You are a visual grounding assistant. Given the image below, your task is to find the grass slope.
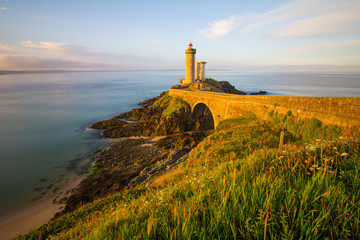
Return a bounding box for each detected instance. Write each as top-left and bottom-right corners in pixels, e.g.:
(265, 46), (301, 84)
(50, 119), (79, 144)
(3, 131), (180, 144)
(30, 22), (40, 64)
(153, 93), (190, 117)
(16, 112), (360, 239)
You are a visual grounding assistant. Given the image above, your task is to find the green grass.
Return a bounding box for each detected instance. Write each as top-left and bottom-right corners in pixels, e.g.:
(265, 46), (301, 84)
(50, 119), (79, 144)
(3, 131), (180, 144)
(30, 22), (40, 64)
(154, 93), (190, 117)
(88, 162), (103, 178)
(16, 116), (360, 239)
(269, 110), (342, 142)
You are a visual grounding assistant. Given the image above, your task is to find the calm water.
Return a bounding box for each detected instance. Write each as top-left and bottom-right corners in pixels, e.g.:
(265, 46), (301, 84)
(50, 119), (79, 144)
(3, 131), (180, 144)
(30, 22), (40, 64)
(0, 70), (359, 216)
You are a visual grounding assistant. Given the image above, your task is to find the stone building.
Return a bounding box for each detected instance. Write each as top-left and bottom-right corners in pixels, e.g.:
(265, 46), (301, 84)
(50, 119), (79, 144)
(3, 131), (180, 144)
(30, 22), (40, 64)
(196, 61), (207, 81)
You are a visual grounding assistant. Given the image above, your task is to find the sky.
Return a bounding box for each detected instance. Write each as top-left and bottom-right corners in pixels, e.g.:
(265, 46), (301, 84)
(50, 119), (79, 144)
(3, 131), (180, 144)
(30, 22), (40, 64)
(0, 0), (360, 72)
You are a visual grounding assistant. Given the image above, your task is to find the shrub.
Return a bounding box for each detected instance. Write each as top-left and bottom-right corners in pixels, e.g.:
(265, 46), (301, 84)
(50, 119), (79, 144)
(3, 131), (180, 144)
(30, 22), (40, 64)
(247, 111), (256, 119)
(268, 110), (274, 117)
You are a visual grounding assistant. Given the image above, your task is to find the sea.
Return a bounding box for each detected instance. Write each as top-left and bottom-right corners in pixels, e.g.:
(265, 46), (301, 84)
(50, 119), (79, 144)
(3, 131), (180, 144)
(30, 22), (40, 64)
(0, 70), (359, 218)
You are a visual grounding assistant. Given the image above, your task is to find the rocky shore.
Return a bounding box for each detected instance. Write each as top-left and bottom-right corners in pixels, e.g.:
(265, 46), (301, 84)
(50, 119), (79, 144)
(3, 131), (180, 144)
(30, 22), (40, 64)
(56, 80), (262, 217)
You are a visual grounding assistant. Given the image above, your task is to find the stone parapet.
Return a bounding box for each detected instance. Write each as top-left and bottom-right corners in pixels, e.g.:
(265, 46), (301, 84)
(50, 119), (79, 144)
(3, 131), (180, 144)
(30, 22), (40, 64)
(169, 88), (360, 128)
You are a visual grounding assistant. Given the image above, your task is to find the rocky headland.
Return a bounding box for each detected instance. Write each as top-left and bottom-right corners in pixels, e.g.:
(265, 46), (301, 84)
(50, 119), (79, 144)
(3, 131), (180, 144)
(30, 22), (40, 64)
(172, 78), (267, 95)
(56, 79), (252, 216)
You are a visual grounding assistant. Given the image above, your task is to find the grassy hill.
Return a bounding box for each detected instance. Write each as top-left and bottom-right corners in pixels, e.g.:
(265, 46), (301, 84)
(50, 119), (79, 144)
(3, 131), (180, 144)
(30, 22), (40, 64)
(16, 109), (360, 239)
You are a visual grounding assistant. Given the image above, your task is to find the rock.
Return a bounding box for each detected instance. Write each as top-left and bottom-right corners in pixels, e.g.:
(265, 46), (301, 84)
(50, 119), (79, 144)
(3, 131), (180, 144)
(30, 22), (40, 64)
(249, 90), (267, 95)
(219, 81), (246, 95)
(186, 81), (224, 93)
(137, 91), (166, 107)
(56, 137), (164, 216)
(128, 148), (191, 188)
(92, 92), (195, 138)
(185, 79), (247, 95)
(91, 119), (124, 130)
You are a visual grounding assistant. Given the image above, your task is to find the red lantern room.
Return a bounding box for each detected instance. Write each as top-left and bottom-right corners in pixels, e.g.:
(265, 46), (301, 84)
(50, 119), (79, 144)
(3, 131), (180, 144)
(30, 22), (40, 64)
(188, 42), (194, 50)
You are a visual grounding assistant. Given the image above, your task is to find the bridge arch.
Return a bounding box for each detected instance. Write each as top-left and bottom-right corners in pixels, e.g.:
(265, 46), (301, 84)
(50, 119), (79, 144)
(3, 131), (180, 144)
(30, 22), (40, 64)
(192, 102), (215, 130)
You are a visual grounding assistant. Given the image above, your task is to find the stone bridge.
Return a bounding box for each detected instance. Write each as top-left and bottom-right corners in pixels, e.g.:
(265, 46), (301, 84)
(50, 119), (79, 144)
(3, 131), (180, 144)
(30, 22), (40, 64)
(168, 88), (360, 129)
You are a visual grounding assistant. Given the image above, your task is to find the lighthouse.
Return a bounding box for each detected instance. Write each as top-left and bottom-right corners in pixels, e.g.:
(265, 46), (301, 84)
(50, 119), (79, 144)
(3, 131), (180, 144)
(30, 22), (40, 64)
(179, 43), (207, 86)
(184, 42), (196, 85)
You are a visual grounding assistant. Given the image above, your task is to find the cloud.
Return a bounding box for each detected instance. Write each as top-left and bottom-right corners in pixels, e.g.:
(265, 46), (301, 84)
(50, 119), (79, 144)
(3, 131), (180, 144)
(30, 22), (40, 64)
(0, 54), (126, 70)
(0, 41), (165, 70)
(269, 3), (360, 38)
(0, 42), (17, 51)
(200, 0), (360, 39)
(148, 39), (160, 45)
(199, 15), (243, 39)
(0, 7), (8, 10)
(284, 40), (360, 54)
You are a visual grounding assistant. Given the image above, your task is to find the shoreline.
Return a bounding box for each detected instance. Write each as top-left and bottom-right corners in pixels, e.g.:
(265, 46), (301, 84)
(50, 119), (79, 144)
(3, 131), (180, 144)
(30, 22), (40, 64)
(0, 136), (167, 240)
(0, 176), (85, 240)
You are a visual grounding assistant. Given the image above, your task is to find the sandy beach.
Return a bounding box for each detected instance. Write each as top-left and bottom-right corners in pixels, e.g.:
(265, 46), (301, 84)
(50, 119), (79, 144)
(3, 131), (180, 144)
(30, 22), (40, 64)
(0, 176), (84, 240)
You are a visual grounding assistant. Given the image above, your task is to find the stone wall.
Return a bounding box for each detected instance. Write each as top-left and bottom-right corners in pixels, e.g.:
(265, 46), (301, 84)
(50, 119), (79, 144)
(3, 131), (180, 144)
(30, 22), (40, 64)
(169, 89), (360, 128)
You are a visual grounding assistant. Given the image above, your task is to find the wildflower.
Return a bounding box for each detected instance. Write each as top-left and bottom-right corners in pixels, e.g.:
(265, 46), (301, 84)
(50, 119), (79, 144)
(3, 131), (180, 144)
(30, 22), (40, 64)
(341, 152), (349, 157)
(306, 172), (312, 176)
(309, 167), (315, 171)
(316, 167), (324, 171)
(333, 147), (338, 150)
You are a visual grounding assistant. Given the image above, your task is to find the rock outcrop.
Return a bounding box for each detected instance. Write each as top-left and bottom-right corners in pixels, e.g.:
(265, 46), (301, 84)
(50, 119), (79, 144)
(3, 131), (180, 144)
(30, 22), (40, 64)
(184, 78), (248, 95)
(219, 81), (247, 95)
(92, 92), (195, 137)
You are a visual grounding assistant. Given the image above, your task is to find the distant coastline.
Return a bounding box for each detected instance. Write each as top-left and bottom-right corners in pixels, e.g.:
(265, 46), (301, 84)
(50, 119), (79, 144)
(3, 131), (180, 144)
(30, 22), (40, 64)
(0, 69), (207, 75)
